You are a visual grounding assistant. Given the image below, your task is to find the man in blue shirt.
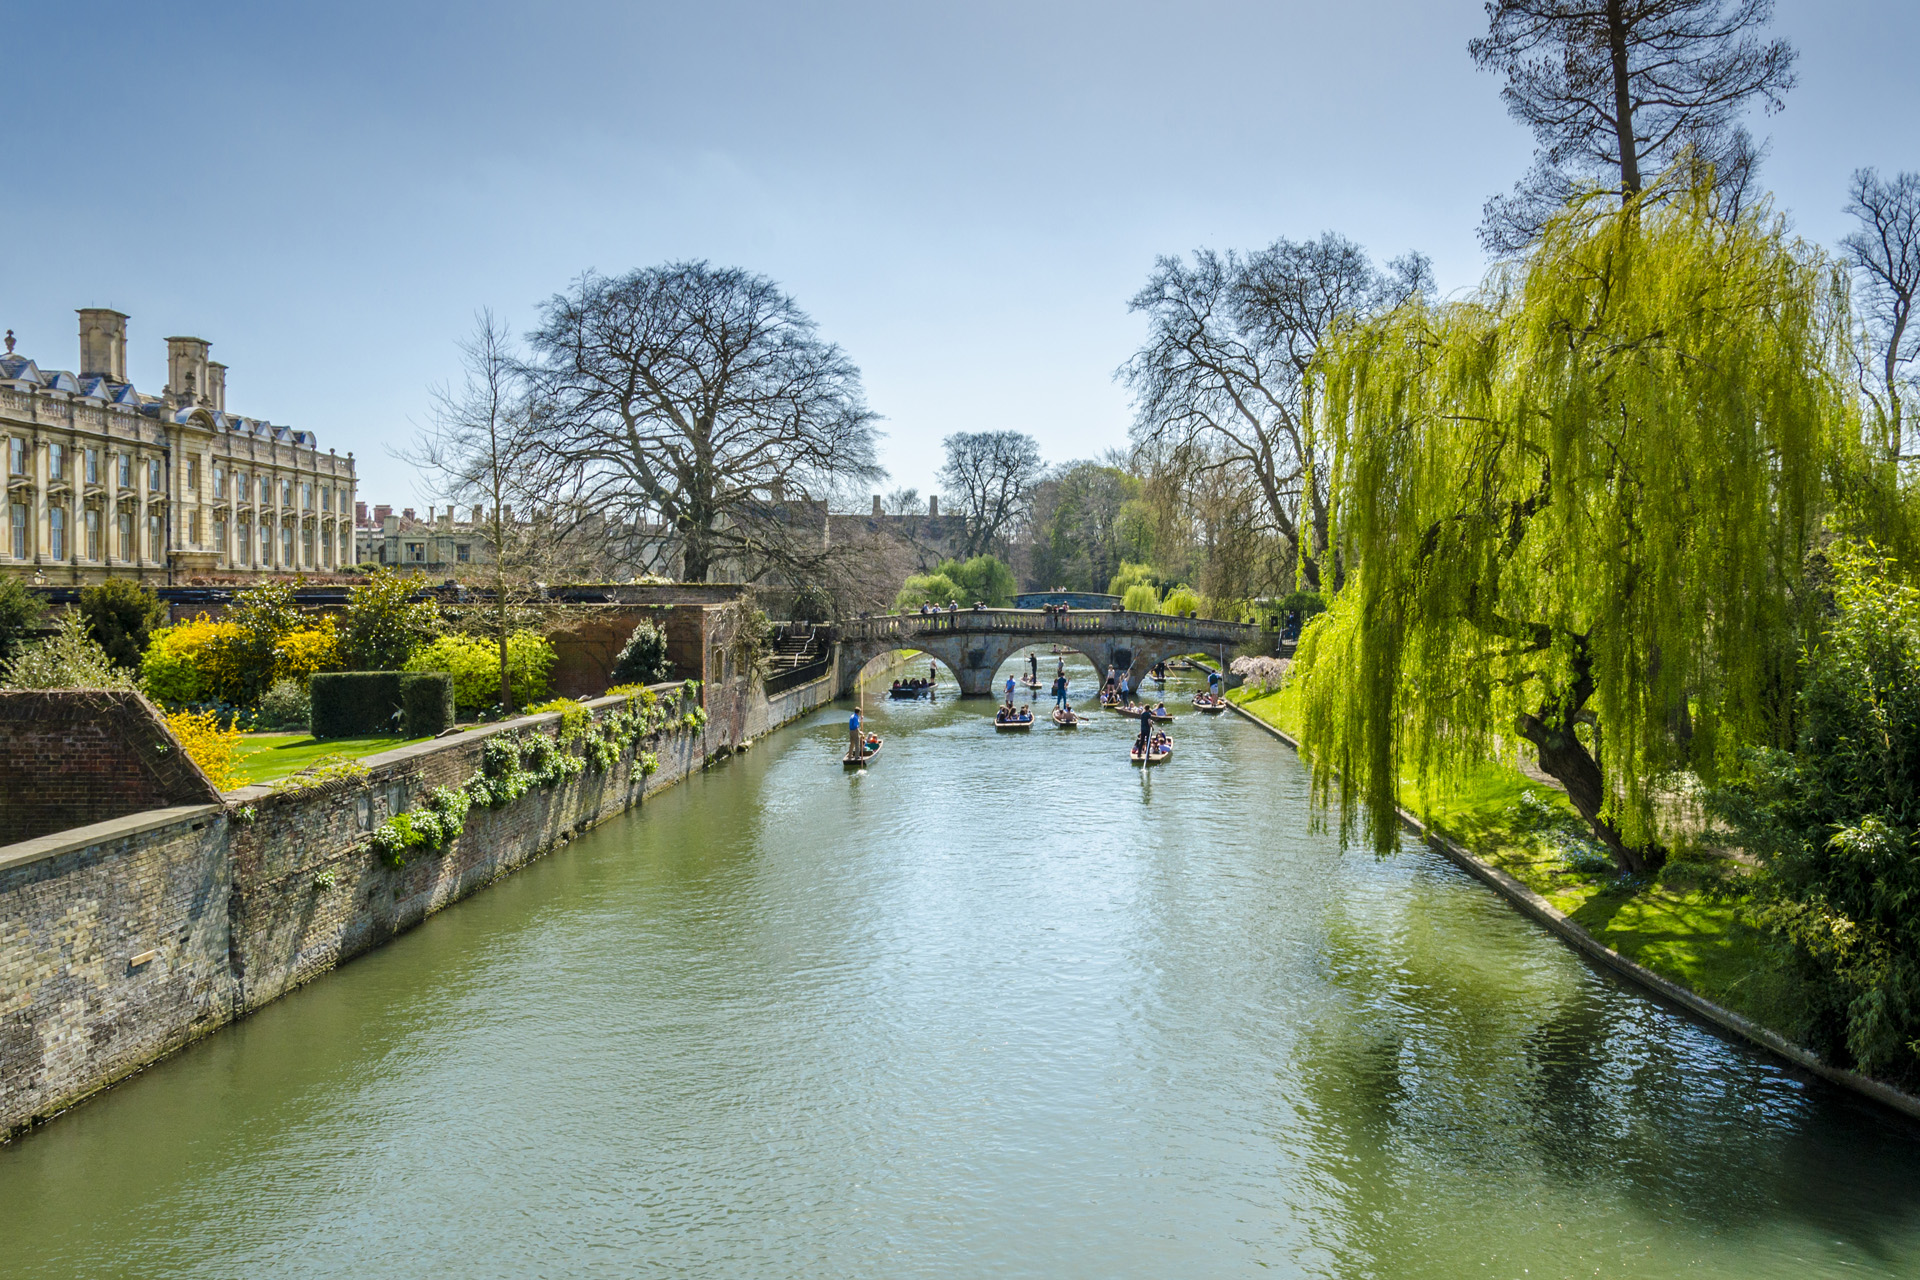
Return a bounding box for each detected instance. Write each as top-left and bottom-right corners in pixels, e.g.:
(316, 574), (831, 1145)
(1005, 674), (1016, 704)
(848, 708), (864, 758)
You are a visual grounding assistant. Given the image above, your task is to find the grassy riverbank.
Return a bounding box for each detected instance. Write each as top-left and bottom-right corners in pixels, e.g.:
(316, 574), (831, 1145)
(1229, 685), (1799, 1032)
(234, 733), (434, 786)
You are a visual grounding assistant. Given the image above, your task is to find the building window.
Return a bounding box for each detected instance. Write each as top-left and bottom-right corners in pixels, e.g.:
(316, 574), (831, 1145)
(321, 525), (333, 564)
(456, 543), (471, 563)
(85, 508), (100, 560)
(48, 443), (64, 481)
(405, 542), (425, 564)
(302, 524), (314, 566)
(149, 513), (163, 559)
(187, 457), (199, 491)
(213, 466), (226, 498)
(236, 472), (249, 502)
(281, 526), (293, 566)
(377, 543), (388, 565)
(86, 448), (99, 485)
(6, 438), (22, 477)
(260, 521), (272, 565)
(49, 507), (65, 559)
(191, 511), (202, 545)
(118, 511), (133, 560)
(117, 452), (131, 487)
(9, 503), (26, 558)
(148, 458), (163, 492)
(213, 517), (226, 560)
(281, 478), (292, 508)
(237, 520), (251, 565)
(302, 482), (313, 512)
(321, 486), (331, 512)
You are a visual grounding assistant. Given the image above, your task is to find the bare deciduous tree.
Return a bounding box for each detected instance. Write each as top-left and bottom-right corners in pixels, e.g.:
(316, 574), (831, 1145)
(938, 430), (1042, 559)
(1121, 235), (1429, 590)
(526, 262), (883, 583)
(408, 310), (586, 714)
(1842, 168), (1920, 460)
(1470, 0), (1797, 252)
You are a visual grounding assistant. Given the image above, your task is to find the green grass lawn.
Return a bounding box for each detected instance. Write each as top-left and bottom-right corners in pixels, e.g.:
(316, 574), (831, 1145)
(233, 733), (434, 786)
(1228, 682), (1793, 1029)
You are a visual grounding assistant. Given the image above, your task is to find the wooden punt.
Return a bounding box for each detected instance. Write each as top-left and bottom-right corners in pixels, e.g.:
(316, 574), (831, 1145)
(1052, 707), (1080, 727)
(844, 736), (883, 766)
(1130, 743), (1172, 765)
(994, 715), (1034, 731)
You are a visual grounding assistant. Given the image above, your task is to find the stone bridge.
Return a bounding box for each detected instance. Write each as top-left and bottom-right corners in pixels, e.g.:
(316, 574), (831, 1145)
(836, 609), (1267, 697)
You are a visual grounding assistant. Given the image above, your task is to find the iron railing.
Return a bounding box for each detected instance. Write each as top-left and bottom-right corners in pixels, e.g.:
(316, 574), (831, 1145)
(837, 608), (1262, 648)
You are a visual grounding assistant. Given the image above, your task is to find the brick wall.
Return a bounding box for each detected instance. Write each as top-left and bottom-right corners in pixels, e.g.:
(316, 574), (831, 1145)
(0, 691), (222, 843)
(0, 669), (840, 1140)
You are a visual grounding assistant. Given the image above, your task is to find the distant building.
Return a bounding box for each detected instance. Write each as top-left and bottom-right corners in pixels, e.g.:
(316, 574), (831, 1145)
(0, 310), (355, 583)
(353, 502), (679, 581)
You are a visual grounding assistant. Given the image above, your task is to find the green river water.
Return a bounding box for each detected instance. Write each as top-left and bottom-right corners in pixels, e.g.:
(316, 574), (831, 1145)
(5, 652), (1920, 1278)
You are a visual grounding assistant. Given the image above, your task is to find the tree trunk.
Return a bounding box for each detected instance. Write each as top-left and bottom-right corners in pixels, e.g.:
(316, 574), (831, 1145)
(1605, 0), (1642, 198)
(1515, 708), (1664, 874)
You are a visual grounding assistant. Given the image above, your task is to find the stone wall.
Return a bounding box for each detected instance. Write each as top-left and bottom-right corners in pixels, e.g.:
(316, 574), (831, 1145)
(0, 670), (841, 1140)
(0, 804), (230, 1136)
(0, 690), (222, 842)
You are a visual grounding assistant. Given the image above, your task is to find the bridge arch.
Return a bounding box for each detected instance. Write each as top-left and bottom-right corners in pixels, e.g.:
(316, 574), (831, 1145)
(835, 609), (1263, 698)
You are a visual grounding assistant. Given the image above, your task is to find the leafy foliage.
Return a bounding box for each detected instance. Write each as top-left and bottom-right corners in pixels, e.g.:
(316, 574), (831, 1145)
(255, 678), (312, 730)
(2, 610), (137, 690)
(1295, 184), (1856, 869)
(78, 579), (167, 670)
(163, 708), (243, 791)
(406, 631), (555, 715)
(1121, 583), (1161, 613)
(1711, 542), (1920, 1084)
(894, 572), (963, 612)
(610, 619), (670, 685)
(0, 577), (48, 663)
(341, 569), (441, 670)
(221, 582), (307, 706)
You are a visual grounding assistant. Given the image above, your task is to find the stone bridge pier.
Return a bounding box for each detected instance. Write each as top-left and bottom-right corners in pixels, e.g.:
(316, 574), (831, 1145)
(834, 609), (1268, 699)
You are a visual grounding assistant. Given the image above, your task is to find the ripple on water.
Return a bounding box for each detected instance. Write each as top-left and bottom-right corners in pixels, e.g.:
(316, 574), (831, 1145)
(3, 655), (1920, 1279)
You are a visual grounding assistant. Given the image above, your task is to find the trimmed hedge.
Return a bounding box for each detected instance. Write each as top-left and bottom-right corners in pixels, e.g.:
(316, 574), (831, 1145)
(399, 672), (455, 737)
(310, 670), (456, 738)
(310, 672), (404, 738)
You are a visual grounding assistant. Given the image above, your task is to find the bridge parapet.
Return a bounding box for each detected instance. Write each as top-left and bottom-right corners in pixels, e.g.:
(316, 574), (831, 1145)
(836, 609), (1264, 696)
(840, 608), (1262, 647)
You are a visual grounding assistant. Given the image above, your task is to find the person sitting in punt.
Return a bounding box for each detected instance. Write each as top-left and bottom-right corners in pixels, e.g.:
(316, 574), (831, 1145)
(1152, 702), (1168, 716)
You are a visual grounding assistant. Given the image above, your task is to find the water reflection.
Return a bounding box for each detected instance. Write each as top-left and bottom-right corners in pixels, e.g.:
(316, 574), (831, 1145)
(3, 649), (1918, 1278)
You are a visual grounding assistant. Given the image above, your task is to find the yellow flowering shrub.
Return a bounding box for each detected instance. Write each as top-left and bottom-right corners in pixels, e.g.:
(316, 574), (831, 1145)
(142, 616), (245, 706)
(164, 708), (244, 791)
(275, 617), (343, 683)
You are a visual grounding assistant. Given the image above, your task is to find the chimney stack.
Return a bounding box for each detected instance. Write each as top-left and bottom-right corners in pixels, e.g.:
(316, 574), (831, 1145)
(356, 501), (369, 524)
(872, 494), (882, 517)
(402, 507), (416, 522)
(928, 495), (938, 519)
(166, 336), (211, 406)
(373, 504), (392, 524)
(472, 505), (483, 524)
(206, 362), (226, 413)
(77, 309), (129, 382)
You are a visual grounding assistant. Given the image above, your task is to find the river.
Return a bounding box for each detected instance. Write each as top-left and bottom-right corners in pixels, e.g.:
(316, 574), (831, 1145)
(5, 651), (1920, 1278)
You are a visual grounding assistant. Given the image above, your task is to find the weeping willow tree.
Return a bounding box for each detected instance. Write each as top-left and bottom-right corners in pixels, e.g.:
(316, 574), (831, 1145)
(1296, 182), (1860, 872)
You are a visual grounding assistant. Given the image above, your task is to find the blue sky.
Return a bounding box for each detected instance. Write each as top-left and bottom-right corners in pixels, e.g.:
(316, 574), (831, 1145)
(2, 0), (1914, 506)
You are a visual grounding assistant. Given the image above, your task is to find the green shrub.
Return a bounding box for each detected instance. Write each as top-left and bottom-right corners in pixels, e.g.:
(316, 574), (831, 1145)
(310, 671), (405, 738)
(1161, 585), (1203, 617)
(0, 578), (47, 663)
(342, 569), (441, 670)
(1121, 583), (1160, 613)
(611, 619), (670, 685)
(1, 611), (137, 690)
(78, 578), (167, 670)
(399, 672), (455, 736)
(1107, 561), (1158, 597)
(406, 631), (555, 715)
(255, 677), (312, 730)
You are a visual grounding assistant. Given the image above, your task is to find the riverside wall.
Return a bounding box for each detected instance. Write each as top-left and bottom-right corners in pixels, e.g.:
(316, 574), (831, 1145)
(0, 670), (839, 1141)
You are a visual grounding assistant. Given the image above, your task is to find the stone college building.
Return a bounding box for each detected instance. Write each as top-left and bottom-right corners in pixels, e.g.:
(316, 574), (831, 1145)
(1, 309), (355, 584)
